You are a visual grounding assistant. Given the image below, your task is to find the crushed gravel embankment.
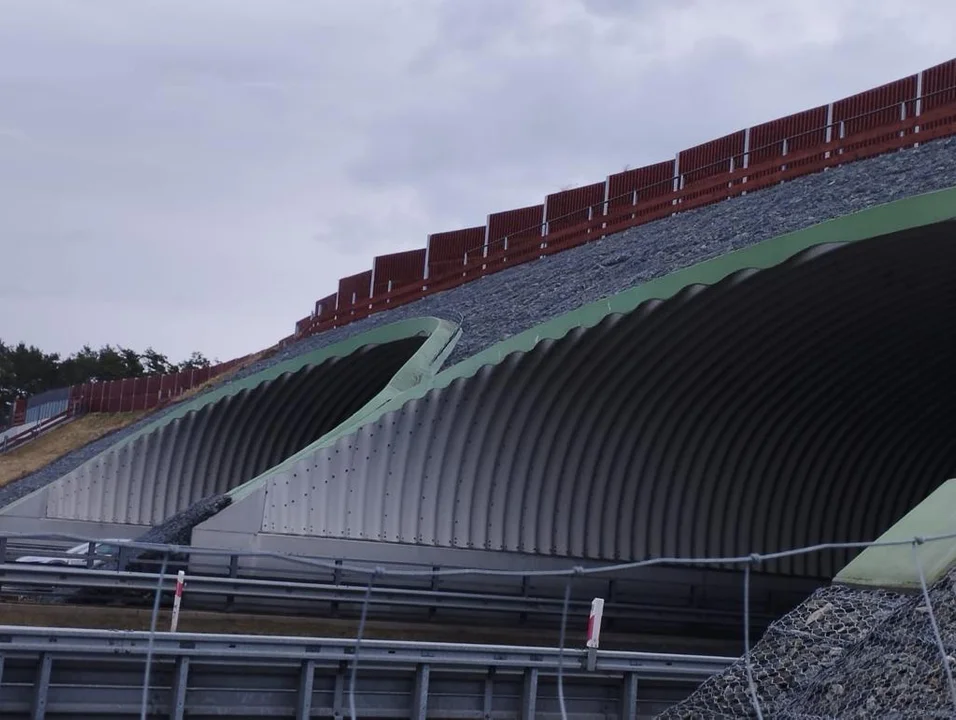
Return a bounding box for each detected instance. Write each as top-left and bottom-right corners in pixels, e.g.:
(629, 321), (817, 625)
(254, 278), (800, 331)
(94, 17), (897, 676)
(2, 137), (954, 510)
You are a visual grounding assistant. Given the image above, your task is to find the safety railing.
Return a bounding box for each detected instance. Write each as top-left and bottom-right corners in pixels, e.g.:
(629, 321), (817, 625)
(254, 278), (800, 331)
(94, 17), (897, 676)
(0, 411), (72, 455)
(0, 561), (781, 631)
(0, 625), (732, 719)
(0, 534), (818, 638)
(300, 80), (956, 339)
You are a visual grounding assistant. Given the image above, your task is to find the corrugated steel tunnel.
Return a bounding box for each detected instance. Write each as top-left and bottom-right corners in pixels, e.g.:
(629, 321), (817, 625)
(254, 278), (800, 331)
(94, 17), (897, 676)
(217, 215), (956, 597)
(72, 338), (426, 524)
(0, 329), (449, 530)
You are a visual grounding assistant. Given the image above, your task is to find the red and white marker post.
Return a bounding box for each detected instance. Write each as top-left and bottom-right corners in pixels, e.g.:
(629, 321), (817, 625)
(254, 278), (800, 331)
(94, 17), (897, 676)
(586, 597), (605, 670)
(170, 570), (186, 633)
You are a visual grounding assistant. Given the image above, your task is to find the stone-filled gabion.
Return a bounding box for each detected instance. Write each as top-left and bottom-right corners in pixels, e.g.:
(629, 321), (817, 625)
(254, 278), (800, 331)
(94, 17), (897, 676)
(659, 565), (956, 719)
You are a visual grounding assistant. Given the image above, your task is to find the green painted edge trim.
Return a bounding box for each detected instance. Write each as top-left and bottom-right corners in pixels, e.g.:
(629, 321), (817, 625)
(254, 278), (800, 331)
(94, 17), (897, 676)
(235, 184), (956, 492)
(224, 317), (460, 502)
(834, 478), (956, 591)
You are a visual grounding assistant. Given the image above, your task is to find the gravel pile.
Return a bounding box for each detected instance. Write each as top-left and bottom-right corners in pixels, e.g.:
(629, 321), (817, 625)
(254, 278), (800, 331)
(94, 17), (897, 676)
(2, 138), (954, 510)
(129, 493), (232, 550)
(659, 565), (956, 719)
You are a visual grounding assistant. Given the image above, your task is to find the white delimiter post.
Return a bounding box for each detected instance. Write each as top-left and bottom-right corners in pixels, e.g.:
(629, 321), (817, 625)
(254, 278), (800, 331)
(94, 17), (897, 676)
(586, 597), (605, 670)
(170, 570), (186, 632)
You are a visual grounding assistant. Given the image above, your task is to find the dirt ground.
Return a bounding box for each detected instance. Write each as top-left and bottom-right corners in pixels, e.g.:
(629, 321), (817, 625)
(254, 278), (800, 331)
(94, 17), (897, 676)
(0, 411), (148, 488)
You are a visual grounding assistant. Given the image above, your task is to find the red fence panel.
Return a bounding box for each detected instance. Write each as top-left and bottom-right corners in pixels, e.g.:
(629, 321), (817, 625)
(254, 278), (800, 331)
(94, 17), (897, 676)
(545, 182), (605, 234)
(314, 293), (337, 320)
(295, 315), (312, 335)
(372, 249), (426, 296)
(427, 227), (486, 276)
(747, 105), (829, 169)
(144, 374), (162, 409)
(133, 378), (146, 411)
(921, 59), (956, 130)
(11, 396), (27, 425)
(678, 130), (746, 189)
(487, 204), (545, 255)
(285, 59), (956, 345)
(606, 160), (675, 211)
(337, 270), (372, 307)
(833, 75), (916, 145)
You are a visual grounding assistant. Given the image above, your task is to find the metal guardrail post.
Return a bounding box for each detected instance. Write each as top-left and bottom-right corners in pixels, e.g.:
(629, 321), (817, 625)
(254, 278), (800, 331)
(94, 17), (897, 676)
(296, 660), (315, 720)
(622, 673), (639, 720)
(331, 559), (342, 616)
(31, 652), (52, 720)
(116, 545), (130, 572)
(482, 668), (495, 717)
(428, 565), (440, 618)
(171, 656), (189, 720)
(521, 668), (539, 719)
(332, 661), (346, 717)
(226, 554), (239, 610)
(411, 664), (430, 720)
(519, 574), (530, 625)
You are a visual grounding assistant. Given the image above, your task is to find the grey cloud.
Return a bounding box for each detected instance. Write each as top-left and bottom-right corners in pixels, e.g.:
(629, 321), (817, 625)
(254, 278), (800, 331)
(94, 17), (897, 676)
(0, 0), (953, 362)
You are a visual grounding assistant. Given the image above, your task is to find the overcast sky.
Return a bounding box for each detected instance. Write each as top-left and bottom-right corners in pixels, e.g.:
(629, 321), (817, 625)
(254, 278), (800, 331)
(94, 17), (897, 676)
(0, 0), (953, 363)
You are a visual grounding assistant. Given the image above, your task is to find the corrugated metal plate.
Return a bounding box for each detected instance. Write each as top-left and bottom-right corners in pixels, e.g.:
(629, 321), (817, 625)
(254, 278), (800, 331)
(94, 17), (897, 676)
(606, 160), (675, 210)
(748, 105), (829, 168)
(486, 204), (545, 254)
(678, 131), (746, 188)
(337, 270), (373, 309)
(372, 249), (427, 296)
(832, 75), (917, 138)
(545, 182), (605, 234)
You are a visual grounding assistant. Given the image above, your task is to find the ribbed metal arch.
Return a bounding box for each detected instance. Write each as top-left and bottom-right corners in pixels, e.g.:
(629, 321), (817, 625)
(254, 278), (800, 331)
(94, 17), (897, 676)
(43, 338), (426, 524)
(264, 219), (956, 580)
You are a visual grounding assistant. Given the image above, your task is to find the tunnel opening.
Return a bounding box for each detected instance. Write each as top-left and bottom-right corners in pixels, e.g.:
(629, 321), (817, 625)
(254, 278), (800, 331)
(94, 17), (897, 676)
(240, 217), (956, 644)
(492, 217), (956, 639)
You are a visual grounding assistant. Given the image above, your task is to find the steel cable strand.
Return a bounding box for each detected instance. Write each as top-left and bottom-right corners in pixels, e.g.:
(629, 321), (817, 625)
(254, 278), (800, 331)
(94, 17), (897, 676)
(557, 572), (577, 720)
(912, 539), (956, 713)
(140, 551), (169, 720)
(743, 556), (765, 720)
(13, 529), (956, 580)
(349, 569), (381, 720)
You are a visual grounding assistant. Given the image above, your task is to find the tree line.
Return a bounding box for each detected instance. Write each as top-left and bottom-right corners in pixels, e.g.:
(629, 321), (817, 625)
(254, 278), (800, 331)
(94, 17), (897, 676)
(0, 340), (214, 426)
